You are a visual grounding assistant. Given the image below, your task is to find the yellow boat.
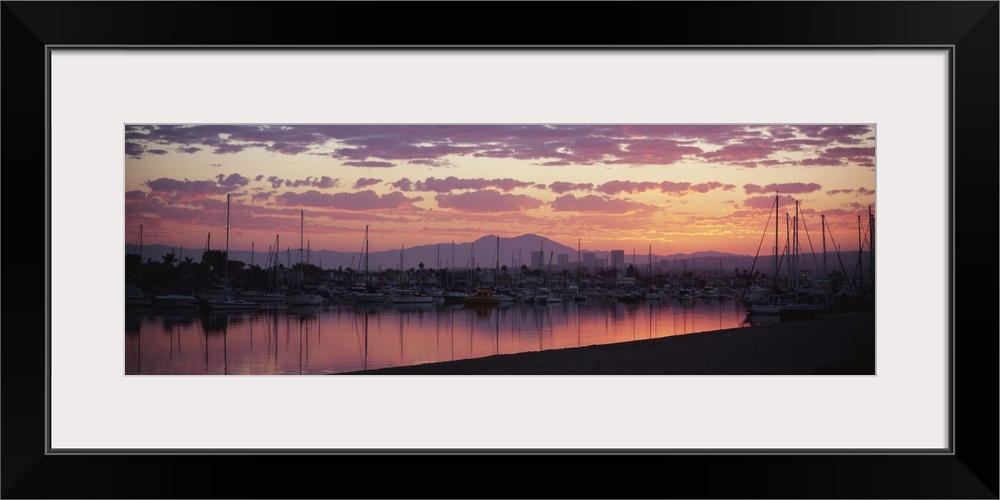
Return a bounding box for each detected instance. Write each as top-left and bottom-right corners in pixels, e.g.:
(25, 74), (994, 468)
(462, 287), (500, 306)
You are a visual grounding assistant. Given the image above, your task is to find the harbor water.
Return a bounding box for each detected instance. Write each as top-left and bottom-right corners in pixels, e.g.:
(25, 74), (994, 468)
(125, 298), (755, 375)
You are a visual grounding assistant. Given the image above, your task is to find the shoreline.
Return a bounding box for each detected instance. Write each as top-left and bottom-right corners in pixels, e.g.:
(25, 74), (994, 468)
(339, 309), (876, 375)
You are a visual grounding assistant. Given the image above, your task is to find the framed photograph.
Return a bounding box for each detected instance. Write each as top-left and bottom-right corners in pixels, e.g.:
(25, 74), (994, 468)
(120, 122), (877, 378)
(6, 2), (996, 498)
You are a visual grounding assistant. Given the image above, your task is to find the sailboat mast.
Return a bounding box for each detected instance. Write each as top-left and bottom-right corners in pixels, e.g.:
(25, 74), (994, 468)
(364, 225), (370, 286)
(822, 214), (828, 306)
(299, 210), (305, 287)
(794, 200), (800, 292)
(648, 244), (652, 284)
(578, 239), (582, 286)
(869, 205), (875, 292)
(774, 194), (779, 292)
(857, 215), (863, 290)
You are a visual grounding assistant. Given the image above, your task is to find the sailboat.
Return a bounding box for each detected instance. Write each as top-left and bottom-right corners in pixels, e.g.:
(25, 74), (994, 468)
(571, 238), (587, 302)
(286, 210), (324, 306)
(125, 224), (152, 307)
(644, 245), (664, 300)
(463, 235), (503, 306)
(494, 235), (515, 303)
(205, 194), (261, 311)
(351, 225), (385, 303)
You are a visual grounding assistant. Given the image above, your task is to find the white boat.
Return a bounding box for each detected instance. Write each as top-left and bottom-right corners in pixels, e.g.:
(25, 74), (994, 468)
(287, 292), (324, 306)
(239, 290), (287, 303)
(533, 287), (562, 304)
(205, 297), (262, 311)
(152, 289), (198, 309)
(205, 194), (261, 312)
(351, 225), (385, 303)
(286, 210), (325, 306)
(125, 284), (152, 308)
(390, 289), (434, 304)
(742, 284), (770, 304)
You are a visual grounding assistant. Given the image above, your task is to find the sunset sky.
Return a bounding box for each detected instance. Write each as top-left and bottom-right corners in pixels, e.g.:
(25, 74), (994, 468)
(124, 124), (875, 257)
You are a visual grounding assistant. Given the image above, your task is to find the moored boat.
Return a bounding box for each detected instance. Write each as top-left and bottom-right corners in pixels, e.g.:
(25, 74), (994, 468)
(152, 289), (198, 309)
(462, 287), (500, 306)
(203, 194), (261, 312)
(390, 289), (434, 304)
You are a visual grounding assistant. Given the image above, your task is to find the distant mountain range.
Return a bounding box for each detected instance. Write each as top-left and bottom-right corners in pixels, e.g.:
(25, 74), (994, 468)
(126, 233), (870, 275)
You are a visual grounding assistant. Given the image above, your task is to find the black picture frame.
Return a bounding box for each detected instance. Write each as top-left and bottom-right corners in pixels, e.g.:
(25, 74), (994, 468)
(3, 2), (996, 498)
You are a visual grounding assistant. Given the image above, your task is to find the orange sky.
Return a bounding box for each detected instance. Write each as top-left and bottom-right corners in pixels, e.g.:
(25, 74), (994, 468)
(125, 124), (875, 256)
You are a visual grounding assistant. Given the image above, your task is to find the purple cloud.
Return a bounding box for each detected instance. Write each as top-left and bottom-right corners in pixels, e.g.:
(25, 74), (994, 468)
(435, 190), (543, 213)
(550, 194), (654, 214)
(796, 125), (872, 143)
(283, 176), (340, 189)
(690, 182), (735, 193)
(125, 142), (144, 158)
(276, 190), (423, 210)
(251, 192), (273, 204)
(145, 176), (247, 202)
(799, 157), (846, 166)
(215, 173), (251, 188)
(596, 181), (659, 195)
(743, 194), (798, 210)
(701, 142), (777, 164)
(266, 142), (310, 155)
(343, 160), (396, 168)
(354, 177), (383, 189)
(213, 143), (247, 155)
(745, 183), (822, 195)
(548, 181), (594, 194)
(414, 176), (535, 193)
(124, 125), (874, 173)
(178, 146), (203, 154)
(390, 178), (413, 191)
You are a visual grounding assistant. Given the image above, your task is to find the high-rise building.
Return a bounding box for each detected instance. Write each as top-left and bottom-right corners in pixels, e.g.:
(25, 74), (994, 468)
(557, 254), (569, 267)
(610, 250), (625, 271)
(582, 252), (596, 270)
(530, 251), (543, 270)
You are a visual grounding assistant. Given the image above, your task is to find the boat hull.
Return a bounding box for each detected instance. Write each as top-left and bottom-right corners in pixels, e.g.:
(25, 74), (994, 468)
(287, 294), (324, 306)
(204, 299), (261, 311)
(748, 304), (781, 315)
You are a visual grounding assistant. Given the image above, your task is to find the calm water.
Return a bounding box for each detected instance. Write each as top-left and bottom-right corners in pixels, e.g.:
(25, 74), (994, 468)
(125, 298), (755, 375)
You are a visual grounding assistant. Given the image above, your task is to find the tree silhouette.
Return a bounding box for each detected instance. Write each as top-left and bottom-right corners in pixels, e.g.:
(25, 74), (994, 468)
(161, 251), (177, 268)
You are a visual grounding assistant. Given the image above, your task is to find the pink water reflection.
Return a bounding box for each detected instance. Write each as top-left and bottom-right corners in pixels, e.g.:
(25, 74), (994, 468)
(125, 299), (749, 375)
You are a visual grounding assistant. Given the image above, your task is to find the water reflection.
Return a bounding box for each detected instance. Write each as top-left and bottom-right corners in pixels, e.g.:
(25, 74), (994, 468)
(125, 298), (750, 375)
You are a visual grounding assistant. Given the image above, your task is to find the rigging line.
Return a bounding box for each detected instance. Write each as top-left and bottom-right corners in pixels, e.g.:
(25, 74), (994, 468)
(800, 215), (821, 273)
(825, 219), (852, 284)
(745, 198), (776, 279)
(777, 240), (788, 278)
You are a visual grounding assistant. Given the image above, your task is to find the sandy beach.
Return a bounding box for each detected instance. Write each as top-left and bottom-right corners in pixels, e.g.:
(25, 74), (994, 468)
(339, 309), (876, 375)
